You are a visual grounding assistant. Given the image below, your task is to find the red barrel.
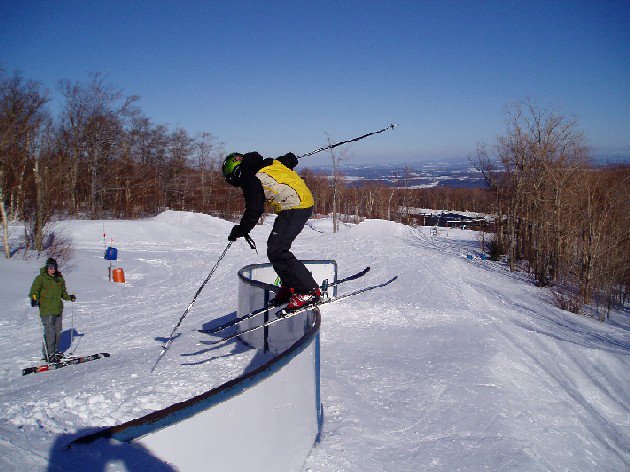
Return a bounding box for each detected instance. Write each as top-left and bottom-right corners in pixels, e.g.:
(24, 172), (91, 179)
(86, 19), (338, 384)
(112, 267), (125, 283)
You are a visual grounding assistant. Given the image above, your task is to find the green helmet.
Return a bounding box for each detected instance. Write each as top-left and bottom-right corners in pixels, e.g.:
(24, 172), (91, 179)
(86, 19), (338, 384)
(222, 152), (243, 187)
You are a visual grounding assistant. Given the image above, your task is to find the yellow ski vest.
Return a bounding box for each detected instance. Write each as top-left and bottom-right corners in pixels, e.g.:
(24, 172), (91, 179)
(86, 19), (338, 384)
(256, 160), (314, 213)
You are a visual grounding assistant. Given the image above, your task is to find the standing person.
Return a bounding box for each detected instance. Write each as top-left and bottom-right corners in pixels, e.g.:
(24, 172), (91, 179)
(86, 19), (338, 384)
(29, 258), (76, 362)
(222, 151), (321, 311)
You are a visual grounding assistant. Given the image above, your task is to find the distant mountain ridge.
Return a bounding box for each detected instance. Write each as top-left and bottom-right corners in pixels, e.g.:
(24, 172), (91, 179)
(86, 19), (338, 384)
(305, 155), (629, 189)
(306, 160), (488, 189)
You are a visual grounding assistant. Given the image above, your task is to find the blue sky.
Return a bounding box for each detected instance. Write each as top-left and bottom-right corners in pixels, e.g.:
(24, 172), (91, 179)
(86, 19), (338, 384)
(2, 1), (629, 163)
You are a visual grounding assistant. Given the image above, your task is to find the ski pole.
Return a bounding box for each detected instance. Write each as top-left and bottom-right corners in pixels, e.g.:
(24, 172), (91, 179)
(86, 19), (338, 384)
(151, 241), (233, 372)
(298, 123), (397, 158)
(69, 302), (75, 355)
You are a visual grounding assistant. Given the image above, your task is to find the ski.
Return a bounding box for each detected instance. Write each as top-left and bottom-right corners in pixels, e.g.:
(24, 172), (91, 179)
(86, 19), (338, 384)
(198, 266), (371, 335)
(22, 353), (111, 376)
(199, 275), (397, 347)
(275, 274), (396, 318)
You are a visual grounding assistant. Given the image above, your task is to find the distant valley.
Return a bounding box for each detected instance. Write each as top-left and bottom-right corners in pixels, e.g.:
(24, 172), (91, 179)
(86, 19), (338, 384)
(306, 155), (629, 189)
(306, 160), (488, 189)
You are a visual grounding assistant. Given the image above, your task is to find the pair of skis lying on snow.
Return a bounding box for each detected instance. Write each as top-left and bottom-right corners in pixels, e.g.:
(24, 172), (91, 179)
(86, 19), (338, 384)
(197, 266), (397, 347)
(22, 352), (110, 376)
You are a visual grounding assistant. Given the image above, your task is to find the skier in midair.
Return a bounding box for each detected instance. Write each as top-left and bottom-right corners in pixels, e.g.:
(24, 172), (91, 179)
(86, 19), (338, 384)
(222, 151), (321, 311)
(29, 258), (76, 361)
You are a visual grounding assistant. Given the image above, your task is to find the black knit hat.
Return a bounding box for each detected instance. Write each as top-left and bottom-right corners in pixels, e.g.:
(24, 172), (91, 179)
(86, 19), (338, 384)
(46, 258), (58, 270)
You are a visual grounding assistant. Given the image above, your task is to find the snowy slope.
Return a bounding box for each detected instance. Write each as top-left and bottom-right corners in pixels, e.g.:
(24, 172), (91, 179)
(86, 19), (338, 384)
(0, 211), (628, 471)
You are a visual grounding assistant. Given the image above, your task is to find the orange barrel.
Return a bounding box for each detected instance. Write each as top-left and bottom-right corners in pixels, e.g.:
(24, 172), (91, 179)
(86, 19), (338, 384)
(112, 267), (126, 283)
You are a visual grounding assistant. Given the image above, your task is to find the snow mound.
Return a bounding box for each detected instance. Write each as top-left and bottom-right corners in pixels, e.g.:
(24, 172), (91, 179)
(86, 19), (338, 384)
(350, 218), (411, 238)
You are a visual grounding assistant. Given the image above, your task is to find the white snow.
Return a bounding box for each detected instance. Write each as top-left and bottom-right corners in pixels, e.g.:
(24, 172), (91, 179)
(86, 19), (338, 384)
(0, 210), (628, 471)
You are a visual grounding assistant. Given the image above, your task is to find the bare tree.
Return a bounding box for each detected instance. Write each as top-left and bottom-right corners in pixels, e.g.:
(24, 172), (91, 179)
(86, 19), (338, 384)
(58, 73), (138, 216)
(31, 122), (51, 252)
(194, 132), (221, 212)
(324, 133), (351, 233)
(0, 71), (49, 257)
(0, 168), (9, 257)
(475, 99), (589, 276)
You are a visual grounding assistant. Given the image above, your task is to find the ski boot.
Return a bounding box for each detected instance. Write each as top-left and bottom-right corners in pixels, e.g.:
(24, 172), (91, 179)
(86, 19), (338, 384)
(284, 287), (322, 313)
(269, 285), (292, 307)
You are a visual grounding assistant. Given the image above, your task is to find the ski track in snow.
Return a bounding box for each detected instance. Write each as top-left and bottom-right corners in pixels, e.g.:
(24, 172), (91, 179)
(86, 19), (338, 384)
(0, 211), (628, 471)
(302, 219), (629, 471)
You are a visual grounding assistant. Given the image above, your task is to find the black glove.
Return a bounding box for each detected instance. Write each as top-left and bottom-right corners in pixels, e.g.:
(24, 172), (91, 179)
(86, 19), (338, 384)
(277, 152), (298, 170)
(228, 225), (246, 242)
(70, 294), (76, 302)
(31, 296), (39, 308)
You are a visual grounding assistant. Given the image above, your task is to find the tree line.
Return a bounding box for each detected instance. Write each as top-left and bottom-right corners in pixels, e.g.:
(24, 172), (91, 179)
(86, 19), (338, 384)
(2, 71), (627, 320)
(0, 69), (494, 256)
(0, 70), (242, 255)
(475, 99), (629, 320)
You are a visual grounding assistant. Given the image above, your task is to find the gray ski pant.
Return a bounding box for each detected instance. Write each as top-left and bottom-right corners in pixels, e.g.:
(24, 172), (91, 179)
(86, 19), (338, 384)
(40, 314), (62, 357)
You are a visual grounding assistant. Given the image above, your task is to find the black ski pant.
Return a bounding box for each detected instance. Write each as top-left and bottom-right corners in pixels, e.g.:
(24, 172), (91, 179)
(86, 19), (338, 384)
(267, 207), (317, 294)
